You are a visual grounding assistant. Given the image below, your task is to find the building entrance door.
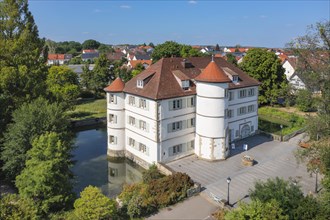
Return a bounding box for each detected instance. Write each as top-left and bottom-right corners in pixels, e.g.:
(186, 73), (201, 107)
(241, 124), (250, 138)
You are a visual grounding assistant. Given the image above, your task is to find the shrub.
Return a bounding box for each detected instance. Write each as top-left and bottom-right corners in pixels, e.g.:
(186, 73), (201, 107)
(295, 89), (316, 112)
(142, 164), (164, 183)
(149, 172), (194, 207)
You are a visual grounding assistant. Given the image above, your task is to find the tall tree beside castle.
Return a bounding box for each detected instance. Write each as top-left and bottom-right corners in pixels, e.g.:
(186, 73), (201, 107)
(0, 0), (47, 135)
(239, 48), (288, 105)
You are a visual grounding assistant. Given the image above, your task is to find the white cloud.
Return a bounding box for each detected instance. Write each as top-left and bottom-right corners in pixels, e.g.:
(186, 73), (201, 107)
(188, 1), (197, 4)
(259, 15), (267, 19)
(82, 32), (89, 35)
(93, 9), (101, 13)
(120, 5), (131, 9)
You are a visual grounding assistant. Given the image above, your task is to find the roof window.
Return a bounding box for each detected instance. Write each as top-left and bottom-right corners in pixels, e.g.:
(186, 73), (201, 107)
(137, 80), (144, 88)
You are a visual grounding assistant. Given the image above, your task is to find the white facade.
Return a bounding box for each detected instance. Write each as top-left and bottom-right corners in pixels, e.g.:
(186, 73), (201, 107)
(106, 86), (258, 165)
(105, 57), (259, 167)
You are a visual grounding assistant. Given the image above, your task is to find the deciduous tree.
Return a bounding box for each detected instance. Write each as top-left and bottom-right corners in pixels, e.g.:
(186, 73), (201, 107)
(287, 21), (330, 140)
(1, 98), (71, 181)
(0, 0), (48, 134)
(47, 65), (80, 108)
(16, 132), (75, 214)
(0, 193), (39, 219)
(239, 48), (288, 105)
(74, 186), (116, 220)
(225, 199), (288, 220)
(82, 39), (101, 50)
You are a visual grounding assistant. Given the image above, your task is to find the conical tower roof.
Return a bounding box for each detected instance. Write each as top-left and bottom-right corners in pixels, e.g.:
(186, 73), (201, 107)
(104, 77), (125, 92)
(195, 60), (231, 83)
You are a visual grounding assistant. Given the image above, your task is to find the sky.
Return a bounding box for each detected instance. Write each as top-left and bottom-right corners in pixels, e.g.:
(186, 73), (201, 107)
(28, 0), (330, 48)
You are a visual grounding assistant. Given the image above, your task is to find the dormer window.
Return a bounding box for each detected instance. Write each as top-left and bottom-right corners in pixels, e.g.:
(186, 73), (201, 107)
(232, 75), (239, 83)
(182, 80), (190, 90)
(137, 80), (144, 88)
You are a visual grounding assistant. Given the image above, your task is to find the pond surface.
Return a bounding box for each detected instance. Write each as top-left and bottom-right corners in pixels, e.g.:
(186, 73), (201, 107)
(258, 118), (287, 134)
(72, 126), (145, 198)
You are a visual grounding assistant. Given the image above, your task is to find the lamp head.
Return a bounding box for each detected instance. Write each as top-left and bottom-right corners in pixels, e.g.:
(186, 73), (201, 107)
(227, 177), (231, 183)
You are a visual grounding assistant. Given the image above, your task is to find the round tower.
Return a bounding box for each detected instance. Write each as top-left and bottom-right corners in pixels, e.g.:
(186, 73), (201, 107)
(104, 77), (126, 157)
(195, 59), (231, 160)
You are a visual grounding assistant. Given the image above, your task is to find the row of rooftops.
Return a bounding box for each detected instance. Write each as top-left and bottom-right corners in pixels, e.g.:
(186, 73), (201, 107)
(104, 57), (260, 100)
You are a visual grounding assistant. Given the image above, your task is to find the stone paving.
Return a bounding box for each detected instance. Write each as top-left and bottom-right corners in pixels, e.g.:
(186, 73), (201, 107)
(167, 133), (316, 207)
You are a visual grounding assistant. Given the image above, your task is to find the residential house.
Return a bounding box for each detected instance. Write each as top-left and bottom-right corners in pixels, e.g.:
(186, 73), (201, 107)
(47, 54), (72, 65)
(127, 60), (152, 69)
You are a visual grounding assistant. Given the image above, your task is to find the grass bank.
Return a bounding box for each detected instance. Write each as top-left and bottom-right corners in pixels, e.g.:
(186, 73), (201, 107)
(67, 99), (107, 121)
(258, 107), (306, 135)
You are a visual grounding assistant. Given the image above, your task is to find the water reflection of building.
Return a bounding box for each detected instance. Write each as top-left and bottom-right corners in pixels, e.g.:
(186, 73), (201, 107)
(103, 158), (143, 198)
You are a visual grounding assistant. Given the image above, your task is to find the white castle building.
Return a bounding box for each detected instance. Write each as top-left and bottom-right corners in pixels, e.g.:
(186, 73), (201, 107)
(104, 57), (260, 168)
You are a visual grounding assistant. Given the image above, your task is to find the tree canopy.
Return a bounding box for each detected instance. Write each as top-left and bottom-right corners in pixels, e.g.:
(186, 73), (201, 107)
(82, 39), (101, 50)
(1, 97), (71, 181)
(151, 41), (204, 62)
(16, 132), (75, 214)
(287, 21), (330, 140)
(239, 48), (288, 105)
(80, 54), (114, 96)
(0, 0), (48, 133)
(74, 186), (116, 220)
(47, 65), (80, 108)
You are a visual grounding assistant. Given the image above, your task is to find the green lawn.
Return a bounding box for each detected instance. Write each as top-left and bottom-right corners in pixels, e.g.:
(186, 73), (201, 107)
(258, 107), (306, 135)
(67, 99), (107, 121)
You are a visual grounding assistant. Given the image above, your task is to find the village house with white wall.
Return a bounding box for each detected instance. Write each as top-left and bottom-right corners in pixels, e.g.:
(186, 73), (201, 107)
(104, 57), (260, 168)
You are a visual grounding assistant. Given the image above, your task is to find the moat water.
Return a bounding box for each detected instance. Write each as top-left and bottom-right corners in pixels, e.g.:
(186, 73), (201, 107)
(72, 126), (145, 198)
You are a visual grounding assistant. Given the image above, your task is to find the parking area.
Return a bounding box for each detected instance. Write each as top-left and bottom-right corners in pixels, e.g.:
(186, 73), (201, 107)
(166, 133), (316, 206)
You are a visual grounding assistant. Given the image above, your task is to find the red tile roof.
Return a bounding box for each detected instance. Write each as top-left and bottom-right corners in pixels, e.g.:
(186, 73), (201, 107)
(129, 60), (152, 68)
(119, 57), (259, 100)
(48, 54), (65, 60)
(195, 61), (231, 83)
(104, 77), (125, 93)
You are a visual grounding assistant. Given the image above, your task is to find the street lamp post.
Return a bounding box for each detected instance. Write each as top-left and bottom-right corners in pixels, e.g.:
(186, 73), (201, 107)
(226, 177), (231, 206)
(280, 124), (283, 142)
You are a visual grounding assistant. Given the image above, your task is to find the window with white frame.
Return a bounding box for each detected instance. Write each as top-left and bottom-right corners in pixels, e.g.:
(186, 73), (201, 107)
(187, 140), (195, 150)
(128, 137), (135, 147)
(109, 94), (116, 104)
(239, 89), (247, 98)
(137, 80), (144, 88)
(229, 91), (234, 101)
(171, 99), (182, 110)
(187, 118), (195, 128)
(247, 88), (255, 96)
(139, 98), (147, 109)
(237, 106), (247, 115)
(227, 109), (234, 118)
(248, 105), (255, 113)
(233, 75), (239, 83)
(109, 114), (117, 123)
(168, 121), (182, 132)
(172, 144), (182, 155)
(182, 80), (190, 90)
(128, 96), (135, 106)
(139, 143), (147, 154)
(109, 135), (117, 144)
(187, 97), (195, 107)
(128, 116), (136, 126)
(139, 120), (147, 131)
(225, 89), (228, 98)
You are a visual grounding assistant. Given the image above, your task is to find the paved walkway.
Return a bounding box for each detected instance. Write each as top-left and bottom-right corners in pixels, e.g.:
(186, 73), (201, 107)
(167, 133), (315, 207)
(148, 195), (218, 220)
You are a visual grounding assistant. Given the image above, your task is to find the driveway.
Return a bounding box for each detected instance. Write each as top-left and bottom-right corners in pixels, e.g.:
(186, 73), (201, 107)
(166, 133), (315, 206)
